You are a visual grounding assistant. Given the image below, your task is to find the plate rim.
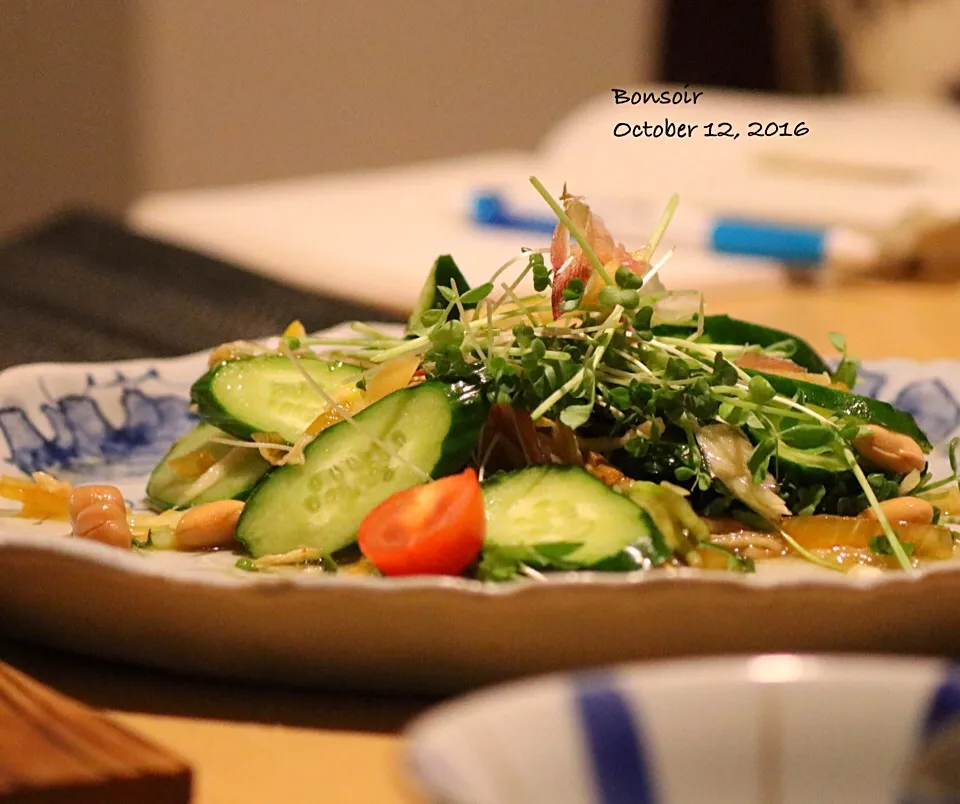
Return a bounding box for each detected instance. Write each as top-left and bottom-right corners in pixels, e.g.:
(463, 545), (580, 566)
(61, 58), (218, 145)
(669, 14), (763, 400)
(3, 530), (960, 594)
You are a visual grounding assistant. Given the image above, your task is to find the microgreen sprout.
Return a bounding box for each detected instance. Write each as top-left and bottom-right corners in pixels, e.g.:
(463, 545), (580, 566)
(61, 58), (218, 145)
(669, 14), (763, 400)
(645, 193), (680, 260)
(869, 534), (915, 558)
(829, 331), (860, 389)
(530, 251), (551, 291)
(296, 182), (940, 577)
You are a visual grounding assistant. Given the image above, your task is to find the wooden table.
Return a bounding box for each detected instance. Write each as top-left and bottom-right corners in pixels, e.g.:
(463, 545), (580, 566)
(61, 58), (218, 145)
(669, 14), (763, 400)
(3, 281), (960, 803)
(0, 638), (431, 804)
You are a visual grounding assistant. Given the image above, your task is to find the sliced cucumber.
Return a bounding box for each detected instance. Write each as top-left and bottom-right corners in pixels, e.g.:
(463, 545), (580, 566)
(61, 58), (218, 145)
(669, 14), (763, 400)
(191, 355), (359, 443)
(772, 438), (907, 516)
(407, 254), (474, 332)
(774, 441), (847, 475)
(236, 380), (488, 558)
(146, 422), (272, 510)
(769, 440), (853, 515)
(752, 371), (932, 451)
(654, 314), (830, 374)
(481, 465), (671, 569)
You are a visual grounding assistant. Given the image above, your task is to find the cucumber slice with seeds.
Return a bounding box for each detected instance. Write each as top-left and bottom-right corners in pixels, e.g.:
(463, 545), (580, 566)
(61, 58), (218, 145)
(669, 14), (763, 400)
(481, 465), (671, 569)
(236, 380), (488, 558)
(191, 355), (360, 443)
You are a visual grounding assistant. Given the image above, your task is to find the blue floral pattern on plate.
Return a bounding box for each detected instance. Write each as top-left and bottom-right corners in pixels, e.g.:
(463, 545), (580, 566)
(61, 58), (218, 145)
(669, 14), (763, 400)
(0, 360), (199, 481)
(0, 377), (194, 476)
(891, 379), (960, 447)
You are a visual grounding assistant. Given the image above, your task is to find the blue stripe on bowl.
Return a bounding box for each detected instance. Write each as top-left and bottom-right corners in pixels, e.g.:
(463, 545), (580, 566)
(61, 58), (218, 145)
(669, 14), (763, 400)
(898, 663), (960, 804)
(921, 663), (960, 741)
(573, 673), (657, 804)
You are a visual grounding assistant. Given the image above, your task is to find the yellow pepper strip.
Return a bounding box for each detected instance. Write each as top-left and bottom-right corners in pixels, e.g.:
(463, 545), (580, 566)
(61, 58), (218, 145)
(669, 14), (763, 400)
(365, 351), (422, 401)
(305, 352), (423, 436)
(167, 448), (219, 479)
(306, 386), (367, 434)
(283, 320), (307, 339)
(0, 472), (73, 520)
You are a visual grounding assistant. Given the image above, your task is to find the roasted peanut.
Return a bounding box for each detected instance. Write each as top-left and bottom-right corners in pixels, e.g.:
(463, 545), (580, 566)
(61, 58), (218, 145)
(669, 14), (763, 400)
(852, 425), (926, 474)
(174, 500), (244, 549)
(69, 485), (132, 549)
(859, 496), (935, 525)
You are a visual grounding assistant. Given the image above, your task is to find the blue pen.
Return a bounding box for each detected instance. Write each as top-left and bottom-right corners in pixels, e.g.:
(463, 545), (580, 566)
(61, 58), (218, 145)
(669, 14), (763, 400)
(470, 190), (878, 266)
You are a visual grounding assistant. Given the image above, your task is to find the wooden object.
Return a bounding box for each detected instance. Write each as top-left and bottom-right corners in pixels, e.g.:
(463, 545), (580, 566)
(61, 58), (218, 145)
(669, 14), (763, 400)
(0, 659), (191, 803)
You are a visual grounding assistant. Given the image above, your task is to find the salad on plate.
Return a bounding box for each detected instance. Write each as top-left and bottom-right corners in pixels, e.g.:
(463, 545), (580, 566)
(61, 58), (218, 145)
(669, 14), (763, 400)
(4, 178), (959, 581)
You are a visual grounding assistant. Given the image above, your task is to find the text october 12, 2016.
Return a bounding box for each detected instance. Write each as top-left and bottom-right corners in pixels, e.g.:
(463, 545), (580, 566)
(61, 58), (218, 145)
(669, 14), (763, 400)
(610, 87), (809, 140)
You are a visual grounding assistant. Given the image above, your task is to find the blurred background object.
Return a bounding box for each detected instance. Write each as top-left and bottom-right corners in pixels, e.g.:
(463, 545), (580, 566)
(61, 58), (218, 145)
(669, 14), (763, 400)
(0, 2), (134, 238)
(820, 0), (960, 98)
(6, 0), (960, 236)
(4, 0), (960, 359)
(0, 0), (660, 238)
(664, 0), (960, 98)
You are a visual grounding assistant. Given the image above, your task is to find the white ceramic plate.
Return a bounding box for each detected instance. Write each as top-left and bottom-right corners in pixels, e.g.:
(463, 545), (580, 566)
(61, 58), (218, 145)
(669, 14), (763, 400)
(404, 654), (960, 804)
(2, 325), (960, 694)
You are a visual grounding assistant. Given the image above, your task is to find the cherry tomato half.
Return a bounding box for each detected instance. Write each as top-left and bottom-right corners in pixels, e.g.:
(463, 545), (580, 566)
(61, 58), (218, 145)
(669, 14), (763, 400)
(357, 468), (485, 577)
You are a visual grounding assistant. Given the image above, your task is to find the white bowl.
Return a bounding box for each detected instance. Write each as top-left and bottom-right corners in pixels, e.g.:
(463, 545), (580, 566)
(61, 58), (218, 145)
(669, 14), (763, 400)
(404, 654), (960, 804)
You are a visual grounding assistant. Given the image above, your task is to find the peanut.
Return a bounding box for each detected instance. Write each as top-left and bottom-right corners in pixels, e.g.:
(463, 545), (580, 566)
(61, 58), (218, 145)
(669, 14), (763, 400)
(852, 425), (926, 474)
(174, 500), (244, 549)
(859, 496), (934, 525)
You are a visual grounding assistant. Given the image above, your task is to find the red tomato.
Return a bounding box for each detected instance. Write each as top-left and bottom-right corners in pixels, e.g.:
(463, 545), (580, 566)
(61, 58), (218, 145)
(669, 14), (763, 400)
(357, 468), (485, 577)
